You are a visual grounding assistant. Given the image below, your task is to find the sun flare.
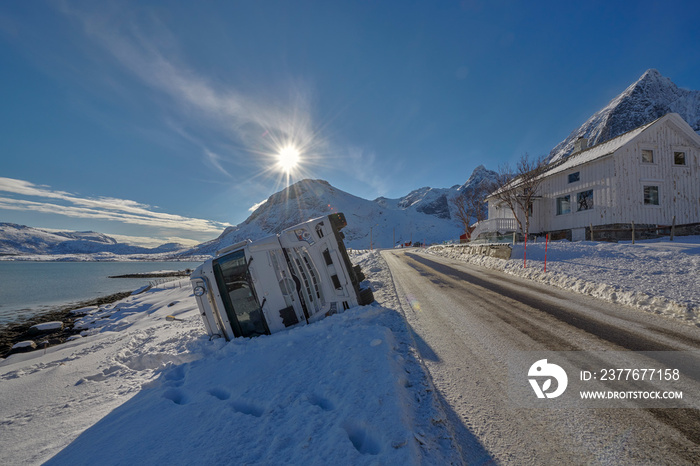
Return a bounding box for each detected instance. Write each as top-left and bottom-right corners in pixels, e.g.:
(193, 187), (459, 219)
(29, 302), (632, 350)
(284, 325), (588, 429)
(277, 146), (300, 173)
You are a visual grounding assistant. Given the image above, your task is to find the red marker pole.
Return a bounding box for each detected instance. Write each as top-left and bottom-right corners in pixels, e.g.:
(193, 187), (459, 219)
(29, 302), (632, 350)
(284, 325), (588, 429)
(544, 233), (549, 272)
(523, 233), (527, 268)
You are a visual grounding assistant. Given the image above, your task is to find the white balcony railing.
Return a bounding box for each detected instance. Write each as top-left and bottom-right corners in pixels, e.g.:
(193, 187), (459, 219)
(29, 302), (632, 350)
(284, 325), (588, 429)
(470, 218), (518, 240)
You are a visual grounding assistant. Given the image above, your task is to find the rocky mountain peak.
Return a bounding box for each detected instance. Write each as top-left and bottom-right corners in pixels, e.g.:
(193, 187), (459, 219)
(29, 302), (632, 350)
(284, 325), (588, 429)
(188, 171), (502, 255)
(460, 164), (492, 190)
(548, 69), (700, 163)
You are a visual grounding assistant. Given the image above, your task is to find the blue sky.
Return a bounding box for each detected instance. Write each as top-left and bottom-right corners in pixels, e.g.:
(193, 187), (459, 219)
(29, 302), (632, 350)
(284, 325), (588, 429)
(1, 0), (699, 246)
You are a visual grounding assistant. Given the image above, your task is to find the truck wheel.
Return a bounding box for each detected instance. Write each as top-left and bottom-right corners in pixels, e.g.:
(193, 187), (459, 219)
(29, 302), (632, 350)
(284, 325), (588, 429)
(358, 287), (374, 305)
(353, 265), (366, 282)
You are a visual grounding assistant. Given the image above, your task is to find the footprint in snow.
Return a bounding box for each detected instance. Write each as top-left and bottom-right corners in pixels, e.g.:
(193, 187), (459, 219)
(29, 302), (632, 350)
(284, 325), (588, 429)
(230, 399), (264, 417)
(343, 421), (381, 455)
(307, 393), (335, 411)
(207, 387), (231, 401)
(162, 388), (190, 405)
(163, 365), (187, 386)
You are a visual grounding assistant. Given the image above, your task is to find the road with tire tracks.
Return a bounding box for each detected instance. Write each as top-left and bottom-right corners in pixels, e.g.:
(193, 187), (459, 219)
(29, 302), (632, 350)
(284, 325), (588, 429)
(382, 249), (700, 464)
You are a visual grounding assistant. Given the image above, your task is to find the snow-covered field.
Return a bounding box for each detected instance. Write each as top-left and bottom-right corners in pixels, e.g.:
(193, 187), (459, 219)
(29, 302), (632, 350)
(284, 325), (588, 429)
(427, 236), (700, 326)
(0, 252), (458, 465)
(1, 238), (697, 465)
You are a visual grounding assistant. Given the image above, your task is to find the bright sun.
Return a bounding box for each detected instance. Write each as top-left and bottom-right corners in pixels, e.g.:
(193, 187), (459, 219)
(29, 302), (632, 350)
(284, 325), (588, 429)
(277, 146), (300, 172)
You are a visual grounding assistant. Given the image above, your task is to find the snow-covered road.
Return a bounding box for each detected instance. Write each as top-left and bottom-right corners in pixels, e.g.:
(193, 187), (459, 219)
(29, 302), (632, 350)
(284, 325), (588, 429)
(383, 249), (700, 464)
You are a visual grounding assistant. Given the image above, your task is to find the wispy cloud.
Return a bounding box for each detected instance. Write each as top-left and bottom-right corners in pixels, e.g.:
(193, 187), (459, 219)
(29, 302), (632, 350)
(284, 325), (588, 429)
(344, 147), (390, 195)
(58, 3), (324, 176)
(202, 148), (233, 178)
(0, 177), (230, 234)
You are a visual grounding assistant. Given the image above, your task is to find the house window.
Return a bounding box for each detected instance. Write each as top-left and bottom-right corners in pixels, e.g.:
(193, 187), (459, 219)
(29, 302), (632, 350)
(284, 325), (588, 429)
(644, 186), (659, 205)
(577, 189), (594, 211)
(568, 172), (580, 183)
(674, 151), (686, 165)
(556, 195), (571, 215)
(641, 149), (654, 163)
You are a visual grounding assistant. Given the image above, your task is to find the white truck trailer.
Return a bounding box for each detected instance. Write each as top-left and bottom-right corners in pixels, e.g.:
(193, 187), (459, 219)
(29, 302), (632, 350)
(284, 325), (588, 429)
(190, 213), (374, 340)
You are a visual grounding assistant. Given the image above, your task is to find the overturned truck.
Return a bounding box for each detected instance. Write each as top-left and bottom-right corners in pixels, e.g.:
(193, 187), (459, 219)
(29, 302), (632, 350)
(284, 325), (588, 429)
(190, 213), (374, 340)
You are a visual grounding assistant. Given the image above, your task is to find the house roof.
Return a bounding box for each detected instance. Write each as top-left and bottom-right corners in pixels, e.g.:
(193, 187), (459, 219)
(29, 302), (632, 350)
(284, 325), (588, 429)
(540, 116), (659, 178)
(487, 113), (699, 201)
(542, 112), (700, 178)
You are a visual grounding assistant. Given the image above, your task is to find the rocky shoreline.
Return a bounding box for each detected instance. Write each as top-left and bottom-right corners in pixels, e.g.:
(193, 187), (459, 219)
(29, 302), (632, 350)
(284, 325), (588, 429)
(0, 291), (133, 359)
(108, 269), (192, 279)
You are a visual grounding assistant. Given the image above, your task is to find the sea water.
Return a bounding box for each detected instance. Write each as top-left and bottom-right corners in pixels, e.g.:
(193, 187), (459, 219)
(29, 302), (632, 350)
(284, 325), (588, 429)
(0, 261), (203, 326)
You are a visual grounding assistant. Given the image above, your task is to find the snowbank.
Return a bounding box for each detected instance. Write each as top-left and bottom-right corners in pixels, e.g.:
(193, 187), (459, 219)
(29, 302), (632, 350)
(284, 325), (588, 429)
(0, 252), (458, 465)
(427, 236), (700, 325)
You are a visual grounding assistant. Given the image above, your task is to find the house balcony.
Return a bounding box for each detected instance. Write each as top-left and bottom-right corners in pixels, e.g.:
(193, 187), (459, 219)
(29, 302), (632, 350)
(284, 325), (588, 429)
(470, 218), (518, 241)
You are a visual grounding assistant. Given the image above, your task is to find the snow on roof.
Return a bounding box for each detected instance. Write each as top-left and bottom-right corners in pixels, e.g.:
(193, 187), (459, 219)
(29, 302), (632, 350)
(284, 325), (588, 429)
(540, 115), (659, 178)
(485, 113), (690, 200)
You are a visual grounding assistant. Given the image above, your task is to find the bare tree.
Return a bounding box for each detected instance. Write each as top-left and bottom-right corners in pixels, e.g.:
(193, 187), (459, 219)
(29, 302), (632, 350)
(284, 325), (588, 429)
(451, 182), (489, 237)
(487, 153), (549, 240)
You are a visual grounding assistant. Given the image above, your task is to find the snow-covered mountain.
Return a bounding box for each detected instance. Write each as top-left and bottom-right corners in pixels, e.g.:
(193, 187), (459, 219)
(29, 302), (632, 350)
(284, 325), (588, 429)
(3, 166), (498, 258)
(548, 69), (700, 163)
(0, 223), (184, 256)
(185, 165), (498, 255)
(375, 164), (496, 220)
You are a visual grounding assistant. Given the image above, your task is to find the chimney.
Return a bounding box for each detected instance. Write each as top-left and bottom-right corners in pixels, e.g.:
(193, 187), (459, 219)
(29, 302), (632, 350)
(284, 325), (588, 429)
(573, 136), (588, 153)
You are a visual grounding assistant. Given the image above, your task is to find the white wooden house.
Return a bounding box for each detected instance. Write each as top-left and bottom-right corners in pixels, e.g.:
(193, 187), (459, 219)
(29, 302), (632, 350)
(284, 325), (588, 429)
(473, 113), (700, 241)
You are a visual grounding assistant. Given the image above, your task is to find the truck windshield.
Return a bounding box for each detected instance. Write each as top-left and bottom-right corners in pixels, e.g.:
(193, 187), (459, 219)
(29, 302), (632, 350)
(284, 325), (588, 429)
(213, 250), (268, 338)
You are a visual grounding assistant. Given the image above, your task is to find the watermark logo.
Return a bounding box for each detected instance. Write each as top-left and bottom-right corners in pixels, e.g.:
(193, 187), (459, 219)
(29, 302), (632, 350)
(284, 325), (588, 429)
(528, 359), (568, 398)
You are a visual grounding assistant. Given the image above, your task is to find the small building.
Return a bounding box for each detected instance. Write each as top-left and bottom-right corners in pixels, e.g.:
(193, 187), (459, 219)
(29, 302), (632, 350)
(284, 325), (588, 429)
(473, 113), (700, 241)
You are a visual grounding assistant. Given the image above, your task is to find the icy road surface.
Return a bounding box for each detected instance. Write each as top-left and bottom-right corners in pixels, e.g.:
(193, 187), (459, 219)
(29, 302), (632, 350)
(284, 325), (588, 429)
(382, 249), (700, 464)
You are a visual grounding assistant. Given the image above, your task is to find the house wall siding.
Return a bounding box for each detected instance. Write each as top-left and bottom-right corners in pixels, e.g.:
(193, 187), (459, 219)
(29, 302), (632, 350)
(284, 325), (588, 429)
(482, 115), (700, 238)
(533, 119), (699, 234)
(612, 120), (699, 225)
(536, 156), (615, 232)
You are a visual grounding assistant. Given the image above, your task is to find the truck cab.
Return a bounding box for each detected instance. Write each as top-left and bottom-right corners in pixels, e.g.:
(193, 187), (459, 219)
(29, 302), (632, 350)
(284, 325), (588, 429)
(190, 213), (374, 340)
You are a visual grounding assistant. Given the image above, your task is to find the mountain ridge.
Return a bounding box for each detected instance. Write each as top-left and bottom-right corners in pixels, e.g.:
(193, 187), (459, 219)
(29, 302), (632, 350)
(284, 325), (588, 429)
(548, 69), (700, 163)
(0, 223), (186, 257)
(1, 166), (498, 259)
(183, 165), (498, 256)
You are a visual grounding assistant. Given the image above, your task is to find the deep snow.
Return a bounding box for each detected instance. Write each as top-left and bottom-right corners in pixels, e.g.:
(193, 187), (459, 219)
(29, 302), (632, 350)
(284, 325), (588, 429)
(0, 251), (459, 465)
(1, 238), (698, 465)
